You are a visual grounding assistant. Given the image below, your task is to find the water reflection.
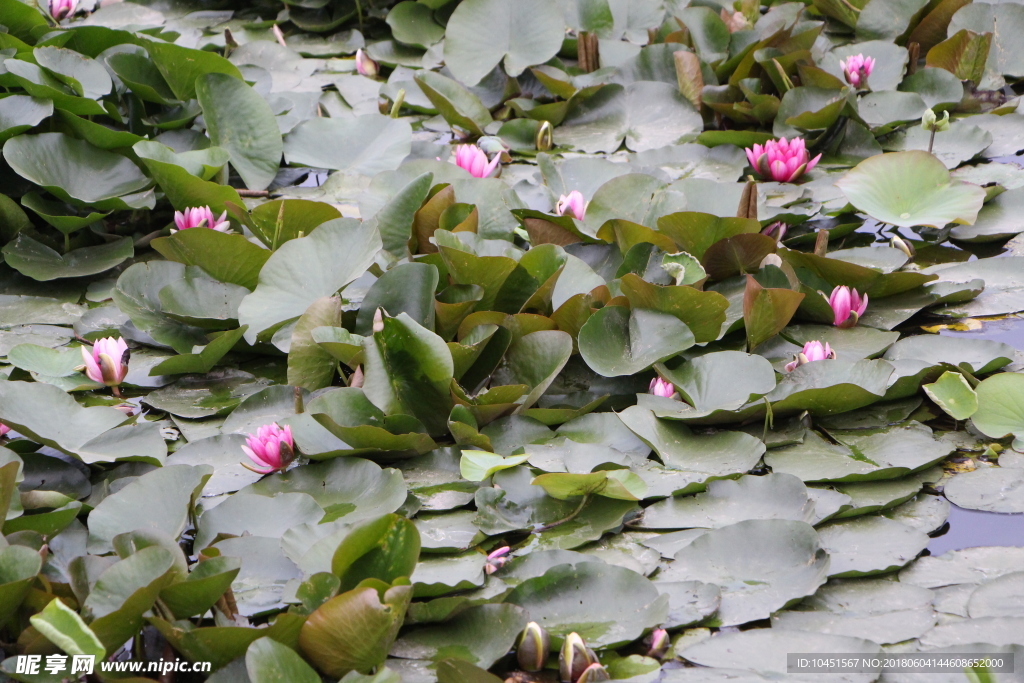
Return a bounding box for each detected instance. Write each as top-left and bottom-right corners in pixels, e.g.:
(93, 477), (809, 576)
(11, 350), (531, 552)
(927, 503), (1024, 555)
(939, 315), (1024, 351)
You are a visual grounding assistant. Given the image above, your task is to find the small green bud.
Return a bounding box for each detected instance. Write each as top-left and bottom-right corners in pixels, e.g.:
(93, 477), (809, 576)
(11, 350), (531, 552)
(922, 108), (950, 132)
(576, 663), (611, 683)
(559, 632), (596, 683)
(890, 235), (915, 259)
(517, 621), (550, 672)
(536, 120), (554, 151)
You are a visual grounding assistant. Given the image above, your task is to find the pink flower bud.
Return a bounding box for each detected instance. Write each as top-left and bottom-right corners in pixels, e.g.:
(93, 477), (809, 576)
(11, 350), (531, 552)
(720, 9), (751, 32)
(828, 285), (868, 328)
(745, 137), (821, 183)
(81, 337), (129, 387)
(241, 423), (296, 475)
(556, 191), (587, 220)
(172, 206), (230, 234)
(484, 546), (511, 574)
(840, 53), (875, 89)
(646, 628), (670, 659)
(355, 49), (379, 78)
(0, 423), (9, 438)
(50, 0), (77, 20)
(784, 340), (837, 372)
(649, 377), (676, 398)
(453, 144), (501, 179)
(762, 221), (787, 242)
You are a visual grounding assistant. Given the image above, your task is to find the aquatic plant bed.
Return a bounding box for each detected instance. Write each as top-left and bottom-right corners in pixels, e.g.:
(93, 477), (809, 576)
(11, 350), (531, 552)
(1, 0), (1024, 681)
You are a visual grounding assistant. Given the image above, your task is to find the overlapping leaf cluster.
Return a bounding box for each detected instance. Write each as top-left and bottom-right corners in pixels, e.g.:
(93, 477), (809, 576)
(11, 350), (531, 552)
(2, 0), (1024, 681)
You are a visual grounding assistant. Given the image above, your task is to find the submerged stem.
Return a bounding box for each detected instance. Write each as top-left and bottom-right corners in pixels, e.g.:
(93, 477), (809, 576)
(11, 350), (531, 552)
(533, 494), (590, 533)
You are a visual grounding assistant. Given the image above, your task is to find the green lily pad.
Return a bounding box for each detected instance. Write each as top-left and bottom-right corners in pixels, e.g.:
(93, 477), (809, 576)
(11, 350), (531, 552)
(442, 0), (564, 85)
(817, 516), (930, 577)
(3, 132), (152, 210)
(558, 82), (703, 153)
(87, 465), (211, 553)
(506, 561), (668, 647)
(390, 604), (527, 668)
(943, 468), (1024, 514)
(579, 306), (696, 377)
(772, 578), (936, 644)
(658, 519), (830, 627)
(635, 473), (815, 530)
(923, 371), (978, 421)
(284, 115), (412, 176)
(835, 151), (985, 229)
(238, 219), (381, 344)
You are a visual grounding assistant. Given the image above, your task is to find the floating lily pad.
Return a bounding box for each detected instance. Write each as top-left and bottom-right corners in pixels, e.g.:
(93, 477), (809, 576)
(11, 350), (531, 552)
(835, 151), (986, 229)
(506, 561), (668, 647)
(817, 516), (930, 577)
(657, 519), (830, 626)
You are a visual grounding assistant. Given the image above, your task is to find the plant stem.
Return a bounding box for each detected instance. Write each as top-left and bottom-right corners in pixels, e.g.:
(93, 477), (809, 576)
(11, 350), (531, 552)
(390, 89), (406, 118)
(928, 128), (936, 154)
(533, 494), (590, 533)
(64, 232), (70, 254)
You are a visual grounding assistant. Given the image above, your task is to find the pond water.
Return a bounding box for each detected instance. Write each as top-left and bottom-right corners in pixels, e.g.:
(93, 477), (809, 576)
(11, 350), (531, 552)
(928, 504), (1024, 555)
(940, 315), (1024, 351)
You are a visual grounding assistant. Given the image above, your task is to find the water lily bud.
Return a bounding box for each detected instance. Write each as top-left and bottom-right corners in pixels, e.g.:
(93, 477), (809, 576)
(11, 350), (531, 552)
(645, 628), (670, 659)
(560, 633), (595, 683)
(484, 546), (511, 574)
(759, 254), (783, 269)
(720, 9), (751, 32)
(355, 49), (379, 78)
(890, 235), (915, 258)
(517, 622), (550, 672)
(49, 0), (77, 20)
(840, 53), (875, 88)
(784, 340), (837, 372)
(922, 109), (950, 132)
(556, 191), (587, 220)
(0, 423), (9, 438)
(828, 285), (868, 329)
(241, 423), (295, 474)
(536, 120), (554, 151)
(81, 337), (129, 388)
(576, 663), (610, 683)
(372, 308), (385, 333)
(762, 221), (787, 242)
(745, 137), (820, 183)
(454, 144), (501, 178)
(648, 377), (676, 399)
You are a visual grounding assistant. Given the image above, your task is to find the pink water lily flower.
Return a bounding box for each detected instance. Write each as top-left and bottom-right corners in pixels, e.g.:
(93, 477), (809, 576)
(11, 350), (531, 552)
(242, 423), (295, 475)
(0, 423), (9, 438)
(50, 0), (76, 20)
(355, 49), (379, 78)
(649, 377), (676, 398)
(81, 337), (129, 390)
(840, 53), (875, 89)
(785, 341), (837, 372)
(454, 144), (500, 179)
(745, 137), (821, 183)
(173, 206), (230, 233)
(484, 546), (511, 574)
(829, 285), (868, 328)
(556, 191), (586, 220)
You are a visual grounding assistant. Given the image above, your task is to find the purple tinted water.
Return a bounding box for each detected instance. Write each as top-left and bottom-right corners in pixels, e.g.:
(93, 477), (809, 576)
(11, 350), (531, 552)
(927, 504), (1024, 555)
